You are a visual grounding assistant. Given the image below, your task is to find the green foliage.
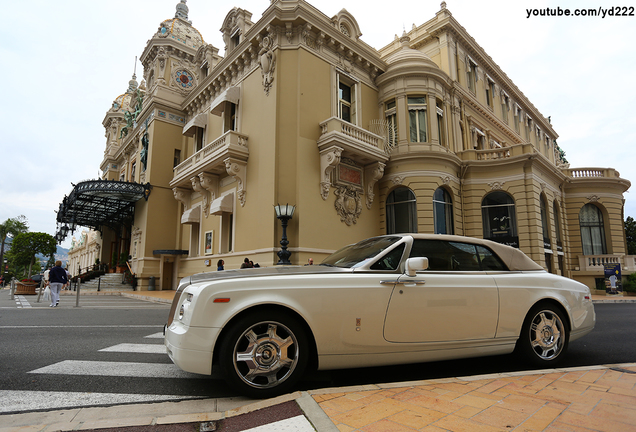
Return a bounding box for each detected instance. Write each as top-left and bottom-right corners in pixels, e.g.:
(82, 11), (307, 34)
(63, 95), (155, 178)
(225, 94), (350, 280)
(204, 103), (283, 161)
(8, 232), (56, 277)
(624, 273), (636, 293)
(626, 216), (636, 255)
(0, 215), (29, 271)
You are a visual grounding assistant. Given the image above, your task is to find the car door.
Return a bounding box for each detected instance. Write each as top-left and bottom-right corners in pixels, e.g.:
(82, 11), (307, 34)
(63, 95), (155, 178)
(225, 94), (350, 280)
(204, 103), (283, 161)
(383, 239), (499, 343)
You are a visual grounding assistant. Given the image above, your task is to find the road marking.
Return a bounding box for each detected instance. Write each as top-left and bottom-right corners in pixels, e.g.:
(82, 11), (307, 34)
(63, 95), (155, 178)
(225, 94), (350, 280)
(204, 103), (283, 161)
(28, 360), (197, 379)
(242, 415), (315, 432)
(0, 390), (197, 414)
(15, 295), (33, 308)
(99, 343), (167, 354)
(145, 332), (165, 339)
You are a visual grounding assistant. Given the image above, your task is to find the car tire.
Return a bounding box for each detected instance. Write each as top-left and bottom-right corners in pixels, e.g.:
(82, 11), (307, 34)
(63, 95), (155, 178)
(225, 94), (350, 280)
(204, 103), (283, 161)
(516, 304), (569, 366)
(218, 310), (308, 398)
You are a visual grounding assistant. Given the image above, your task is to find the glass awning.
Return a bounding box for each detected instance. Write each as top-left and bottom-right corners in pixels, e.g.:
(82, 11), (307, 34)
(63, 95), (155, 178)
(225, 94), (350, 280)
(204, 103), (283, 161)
(55, 180), (151, 242)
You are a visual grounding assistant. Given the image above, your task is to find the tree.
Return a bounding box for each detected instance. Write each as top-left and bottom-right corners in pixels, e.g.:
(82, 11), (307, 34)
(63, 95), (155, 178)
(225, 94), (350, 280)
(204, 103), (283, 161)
(626, 216), (636, 256)
(7, 232), (56, 278)
(0, 215), (29, 276)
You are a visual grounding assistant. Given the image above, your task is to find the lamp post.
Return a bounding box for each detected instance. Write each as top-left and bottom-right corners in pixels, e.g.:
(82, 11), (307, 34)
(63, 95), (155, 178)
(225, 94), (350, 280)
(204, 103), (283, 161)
(274, 203), (295, 265)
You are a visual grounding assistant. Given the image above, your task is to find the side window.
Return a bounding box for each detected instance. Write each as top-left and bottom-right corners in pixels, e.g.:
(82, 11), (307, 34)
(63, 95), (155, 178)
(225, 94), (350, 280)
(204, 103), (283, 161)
(447, 242), (481, 271)
(476, 245), (508, 271)
(409, 240), (452, 271)
(410, 240), (505, 271)
(370, 244), (405, 271)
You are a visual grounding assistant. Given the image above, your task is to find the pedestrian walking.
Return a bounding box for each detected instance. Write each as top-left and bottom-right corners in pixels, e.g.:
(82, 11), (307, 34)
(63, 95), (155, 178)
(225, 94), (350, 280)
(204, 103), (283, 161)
(217, 259), (224, 271)
(240, 258), (253, 269)
(48, 261), (68, 307)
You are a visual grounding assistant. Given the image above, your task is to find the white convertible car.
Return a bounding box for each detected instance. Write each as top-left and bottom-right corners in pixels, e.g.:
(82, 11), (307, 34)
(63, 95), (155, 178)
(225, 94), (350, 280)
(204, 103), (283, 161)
(165, 234), (595, 397)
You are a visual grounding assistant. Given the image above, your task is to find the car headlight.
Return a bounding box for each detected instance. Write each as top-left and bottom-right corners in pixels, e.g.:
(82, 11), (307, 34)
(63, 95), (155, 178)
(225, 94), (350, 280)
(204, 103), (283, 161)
(178, 293), (194, 323)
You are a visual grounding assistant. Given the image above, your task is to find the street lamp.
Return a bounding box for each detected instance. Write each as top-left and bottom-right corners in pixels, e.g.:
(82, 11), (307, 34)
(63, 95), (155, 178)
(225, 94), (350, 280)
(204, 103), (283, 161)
(274, 203), (295, 265)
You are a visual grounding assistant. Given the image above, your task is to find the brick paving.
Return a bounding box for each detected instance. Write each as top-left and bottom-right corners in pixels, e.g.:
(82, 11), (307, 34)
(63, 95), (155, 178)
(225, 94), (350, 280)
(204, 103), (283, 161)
(311, 365), (636, 431)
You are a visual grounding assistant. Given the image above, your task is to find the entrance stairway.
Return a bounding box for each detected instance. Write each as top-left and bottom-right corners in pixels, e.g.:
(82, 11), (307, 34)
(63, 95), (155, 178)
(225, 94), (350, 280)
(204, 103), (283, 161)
(72, 272), (134, 292)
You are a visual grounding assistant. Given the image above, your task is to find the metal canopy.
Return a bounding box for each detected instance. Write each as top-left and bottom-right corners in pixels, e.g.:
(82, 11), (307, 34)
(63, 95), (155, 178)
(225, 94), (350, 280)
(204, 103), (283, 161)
(55, 180), (151, 242)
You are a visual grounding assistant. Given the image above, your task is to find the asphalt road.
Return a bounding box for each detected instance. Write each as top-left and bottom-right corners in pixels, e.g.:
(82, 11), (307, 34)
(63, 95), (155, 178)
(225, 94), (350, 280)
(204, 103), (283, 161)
(1, 291), (634, 414)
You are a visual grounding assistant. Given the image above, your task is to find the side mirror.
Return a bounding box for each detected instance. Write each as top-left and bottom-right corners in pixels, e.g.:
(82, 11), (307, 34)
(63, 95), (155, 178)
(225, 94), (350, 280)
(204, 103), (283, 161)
(405, 257), (429, 276)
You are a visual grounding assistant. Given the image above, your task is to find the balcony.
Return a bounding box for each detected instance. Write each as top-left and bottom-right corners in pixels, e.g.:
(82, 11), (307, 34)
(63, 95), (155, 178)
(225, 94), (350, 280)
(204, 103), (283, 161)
(459, 143), (534, 162)
(577, 255), (636, 272)
(564, 168), (622, 179)
(171, 130), (249, 189)
(317, 117), (388, 166)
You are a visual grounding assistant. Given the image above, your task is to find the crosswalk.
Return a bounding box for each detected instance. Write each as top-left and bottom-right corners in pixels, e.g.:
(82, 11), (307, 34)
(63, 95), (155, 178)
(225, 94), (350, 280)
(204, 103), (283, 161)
(9, 294), (170, 309)
(3, 331), (202, 414)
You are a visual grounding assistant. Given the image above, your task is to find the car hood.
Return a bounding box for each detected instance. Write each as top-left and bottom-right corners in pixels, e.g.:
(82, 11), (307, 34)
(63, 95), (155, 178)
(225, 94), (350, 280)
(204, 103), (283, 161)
(182, 265), (352, 287)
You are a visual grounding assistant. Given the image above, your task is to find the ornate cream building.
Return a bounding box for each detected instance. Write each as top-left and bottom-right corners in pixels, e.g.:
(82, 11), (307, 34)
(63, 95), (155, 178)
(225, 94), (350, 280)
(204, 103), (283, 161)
(59, 0), (632, 292)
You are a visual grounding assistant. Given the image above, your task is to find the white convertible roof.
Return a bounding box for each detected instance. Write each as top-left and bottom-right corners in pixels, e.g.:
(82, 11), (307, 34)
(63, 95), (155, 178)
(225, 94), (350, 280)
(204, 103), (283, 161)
(407, 234), (544, 272)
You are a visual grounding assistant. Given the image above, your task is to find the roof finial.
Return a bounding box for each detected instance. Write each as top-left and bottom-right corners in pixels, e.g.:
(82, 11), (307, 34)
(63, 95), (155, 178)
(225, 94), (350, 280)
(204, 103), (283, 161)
(175, 0), (191, 24)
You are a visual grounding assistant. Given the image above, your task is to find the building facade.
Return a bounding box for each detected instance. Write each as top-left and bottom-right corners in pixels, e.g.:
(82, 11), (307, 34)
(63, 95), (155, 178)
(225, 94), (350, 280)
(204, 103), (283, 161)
(65, 0), (631, 291)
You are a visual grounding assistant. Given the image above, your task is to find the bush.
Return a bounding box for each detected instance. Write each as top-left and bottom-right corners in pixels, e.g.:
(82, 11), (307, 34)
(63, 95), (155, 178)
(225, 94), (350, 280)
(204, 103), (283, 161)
(624, 273), (636, 293)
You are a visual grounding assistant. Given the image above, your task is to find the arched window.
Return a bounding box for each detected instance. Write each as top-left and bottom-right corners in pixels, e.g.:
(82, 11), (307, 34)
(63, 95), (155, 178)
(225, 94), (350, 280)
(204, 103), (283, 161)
(540, 195), (551, 249)
(386, 187), (417, 234)
(482, 192), (518, 247)
(433, 188), (454, 234)
(579, 204), (607, 255)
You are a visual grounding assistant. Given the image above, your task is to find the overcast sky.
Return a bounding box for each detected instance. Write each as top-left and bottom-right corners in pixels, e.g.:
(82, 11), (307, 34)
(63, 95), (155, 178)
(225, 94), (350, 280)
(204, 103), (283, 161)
(1, 0), (634, 249)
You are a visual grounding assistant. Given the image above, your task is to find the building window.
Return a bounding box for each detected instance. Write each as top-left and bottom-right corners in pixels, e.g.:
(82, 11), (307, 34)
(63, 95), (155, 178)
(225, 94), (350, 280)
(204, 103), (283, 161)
(195, 127), (205, 152)
(386, 187), (418, 234)
(130, 161), (136, 182)
(514, 106), (521, 134)
(230, 28), (241, 50)
(485, 78), (495, 109)
(408, 97), (427, 143)
(385, 100), (397, 149)
(482, 191), (518, 247)
(433, 187), (454, 234)
(173, 149), (181, 168)
(525, 116), (532, 141)
(553, 201), (562, 249)
(338, 75), (357, 124)
(466, 57), (477, 93)
(579, 203), (607, 255)
(224, 102), (237, 132)
(540, 195), (551, 249)
(501, 93), (510, 124)
(436, 101), (445, 147)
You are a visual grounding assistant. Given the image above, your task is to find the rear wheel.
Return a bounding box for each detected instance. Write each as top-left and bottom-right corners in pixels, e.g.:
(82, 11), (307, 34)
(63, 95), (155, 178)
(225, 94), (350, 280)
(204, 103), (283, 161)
(218, 311), (308, 398)
(517, 304), (569, 366)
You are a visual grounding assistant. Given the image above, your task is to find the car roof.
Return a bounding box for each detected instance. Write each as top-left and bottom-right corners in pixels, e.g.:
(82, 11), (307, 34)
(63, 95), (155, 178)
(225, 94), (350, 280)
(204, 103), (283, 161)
(390, 234), (545, 272)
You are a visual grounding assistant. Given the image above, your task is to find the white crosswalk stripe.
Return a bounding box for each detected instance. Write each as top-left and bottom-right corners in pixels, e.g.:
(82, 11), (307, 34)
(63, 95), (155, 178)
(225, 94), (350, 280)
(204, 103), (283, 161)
(29, 359), (194, 378)
(14, 333), (202, 414)
(99, 343), (167, 354)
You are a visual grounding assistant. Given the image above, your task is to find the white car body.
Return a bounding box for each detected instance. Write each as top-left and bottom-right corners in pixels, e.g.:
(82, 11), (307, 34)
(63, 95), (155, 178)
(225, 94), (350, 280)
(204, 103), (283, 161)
(165, 234), (595, 396)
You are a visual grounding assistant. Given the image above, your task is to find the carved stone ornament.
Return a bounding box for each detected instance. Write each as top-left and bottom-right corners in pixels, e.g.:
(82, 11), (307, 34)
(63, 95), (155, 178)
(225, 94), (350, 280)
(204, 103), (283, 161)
(334, 185), (363, 226)
(172, 187), (190, 211)
(488, 181), (505, 190)
(190, 176), (207, 216)
(365, 162), (385, 209)
(390, 176), (405, 186)
(319, 145), (342, 200)
(587, 195), (600, 202)
(224, 158), (247, 206)
(198, 173), (219, 218)
(441, 175), (451, 185)
(259, 35), (276, 95)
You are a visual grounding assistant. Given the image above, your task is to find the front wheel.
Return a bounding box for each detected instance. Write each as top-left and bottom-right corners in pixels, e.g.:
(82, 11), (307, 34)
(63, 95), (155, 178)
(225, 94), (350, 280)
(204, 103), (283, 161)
(516, 304), (569, 366)
(218, 311), (308, 398)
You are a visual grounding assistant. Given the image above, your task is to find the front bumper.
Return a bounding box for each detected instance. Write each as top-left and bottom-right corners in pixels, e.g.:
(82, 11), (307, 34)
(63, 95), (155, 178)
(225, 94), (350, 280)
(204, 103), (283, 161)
(165, 322), (222, 376)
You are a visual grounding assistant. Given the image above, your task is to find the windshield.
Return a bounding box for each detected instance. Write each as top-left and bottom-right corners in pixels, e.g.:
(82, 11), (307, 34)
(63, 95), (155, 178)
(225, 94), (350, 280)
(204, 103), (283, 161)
(321, 237), (402, 268)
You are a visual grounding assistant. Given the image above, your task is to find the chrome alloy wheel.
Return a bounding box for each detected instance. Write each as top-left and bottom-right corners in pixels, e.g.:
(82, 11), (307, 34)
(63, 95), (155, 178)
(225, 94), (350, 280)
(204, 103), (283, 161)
(232, 321), (299, 389)
(529, 310), (565, 361)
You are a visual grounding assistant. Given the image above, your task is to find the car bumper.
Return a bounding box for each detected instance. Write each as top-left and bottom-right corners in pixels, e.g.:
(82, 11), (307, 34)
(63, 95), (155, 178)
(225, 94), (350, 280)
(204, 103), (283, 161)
(165, 322), (221, 376)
